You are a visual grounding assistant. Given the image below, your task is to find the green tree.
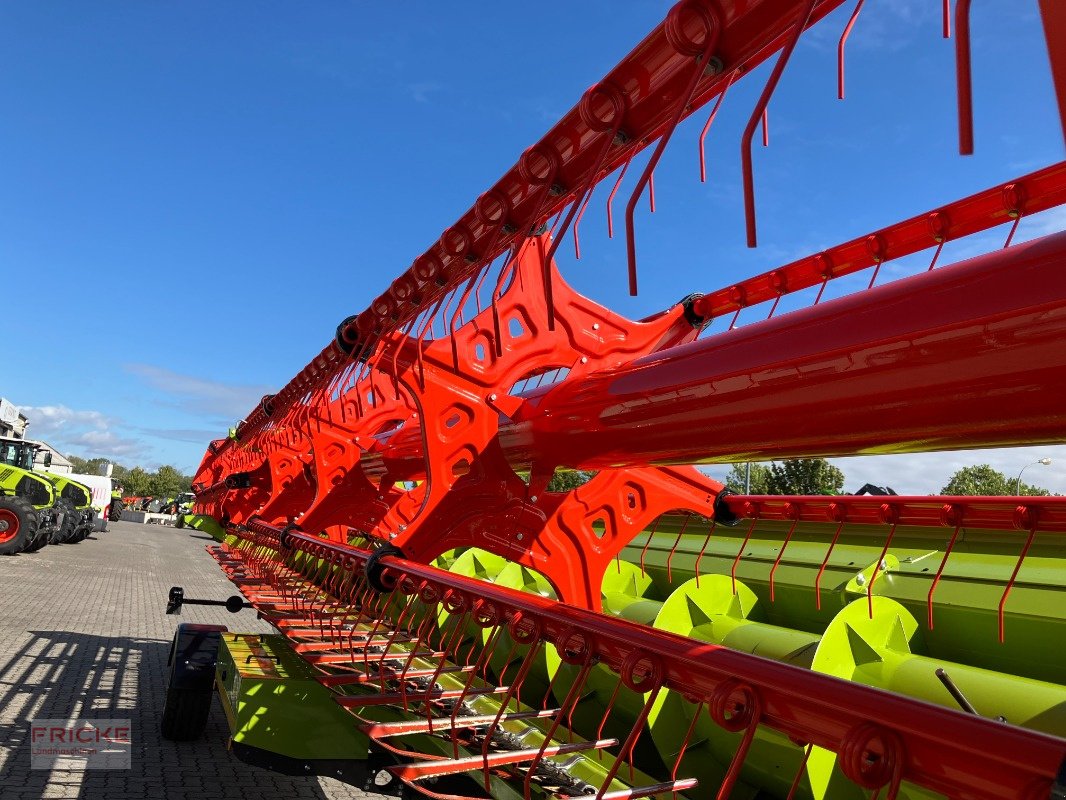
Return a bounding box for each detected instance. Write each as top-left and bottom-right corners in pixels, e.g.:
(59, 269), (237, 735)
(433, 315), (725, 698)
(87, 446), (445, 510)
(724, 463), (772, 494)
(941, 464), (1051, 496)
(67, 454), (90, 473)
(766, 458), (845, 495)
(547, 469), (595, 492)
(149, 465), (184, 498)
(120, 467), (151, 496)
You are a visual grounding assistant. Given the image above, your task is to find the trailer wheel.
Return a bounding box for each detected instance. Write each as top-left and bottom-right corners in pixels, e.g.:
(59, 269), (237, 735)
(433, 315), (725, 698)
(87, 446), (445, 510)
(0, 497), (36, 555)
(161, 624), (224, 742)
(51, 499), (77, 544)
(160, 685), (213, 741)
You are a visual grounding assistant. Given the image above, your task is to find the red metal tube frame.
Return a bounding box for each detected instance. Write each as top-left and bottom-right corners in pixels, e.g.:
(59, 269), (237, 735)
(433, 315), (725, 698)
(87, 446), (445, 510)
(243, 521), (1066, 799)
(691, 161), (1066, 321)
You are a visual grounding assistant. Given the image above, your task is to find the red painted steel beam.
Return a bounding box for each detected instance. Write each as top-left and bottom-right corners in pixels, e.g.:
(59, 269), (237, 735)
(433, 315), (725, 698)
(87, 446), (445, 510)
(719, 495), (1066, 532)
(499, 229), (1066, 467)
(691, 161), (1066, 321)
(251, 524), (1066, 799)
(231, 0), (854, 442)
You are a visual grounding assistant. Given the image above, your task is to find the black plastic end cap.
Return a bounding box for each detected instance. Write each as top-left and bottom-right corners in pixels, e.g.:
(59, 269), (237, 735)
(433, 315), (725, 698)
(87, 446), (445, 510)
(335, 315), (361, 355)
(365, 543), (406, 593)
(712, 489), (742, 526)
(279, 522), (302, 550)
(680, 293), (709, 329)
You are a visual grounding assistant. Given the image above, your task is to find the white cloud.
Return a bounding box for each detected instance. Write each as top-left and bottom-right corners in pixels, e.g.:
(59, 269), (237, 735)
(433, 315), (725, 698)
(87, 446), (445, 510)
(20, 405), (146, 459)
(124, 364), (273, 422)
(704, 445), (1066, 496)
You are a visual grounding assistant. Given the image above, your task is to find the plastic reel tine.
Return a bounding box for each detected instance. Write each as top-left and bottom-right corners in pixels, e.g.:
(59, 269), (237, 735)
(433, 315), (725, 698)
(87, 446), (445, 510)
(955, 0), (974, 154)
(838, 0), (867, 100)
(450, 630), (504, 760)
(596, 673), (625, 741)
(1003, 211), (1024, 248)
(670, 700), (704, 798)
(479, 638), (545, 787)
(927, 508), (964, 629)
(665, 512), (692, 583)
(522, 655), (595, 800)
(731, 515), (760, 595)
(868, 510), (900, 618)
(638, 516), (660, 577)
(942, 0), (951, 38)
(495, 636), (521, 699)
(362, 582), (402, 674)
(625, 17), (718, 295)
(593, 654), (663, 799)
(786, 743), (814, 800)
(709, 682), (762, 800)
(699, 69), (737, 182)
(742, 0), (815, 247)
(768, 504), (801, 603)
(490, 247), (521, 357)
(694, 520), (717, 588)
(541, 652), (565, 710)
(999, 508), (1040, 643)
(573, 183), (594, 259)
(927, 239), (946, 271)
(606, 157), (632, 239)
(448, 275), (479, 371)
(767, 293), (782, 319)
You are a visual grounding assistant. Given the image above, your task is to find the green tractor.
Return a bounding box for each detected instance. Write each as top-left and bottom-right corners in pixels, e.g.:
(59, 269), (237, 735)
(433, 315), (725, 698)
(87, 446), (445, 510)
(0, 438), (95, 548)
(0, 463), (61, 555)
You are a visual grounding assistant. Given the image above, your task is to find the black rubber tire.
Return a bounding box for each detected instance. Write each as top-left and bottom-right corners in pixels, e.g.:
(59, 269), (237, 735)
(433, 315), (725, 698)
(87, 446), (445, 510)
(108, 501), (123, 522)
(51, 498), (77, 544)
(160, 685), (212, 741)
(22, 524), (50, 553)
(175, 514), (186, 529)
(0, 496), (37, 555)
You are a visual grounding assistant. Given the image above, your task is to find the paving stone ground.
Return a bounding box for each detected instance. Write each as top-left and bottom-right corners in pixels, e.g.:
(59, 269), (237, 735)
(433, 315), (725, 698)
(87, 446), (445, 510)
(0, 520), (382, 799)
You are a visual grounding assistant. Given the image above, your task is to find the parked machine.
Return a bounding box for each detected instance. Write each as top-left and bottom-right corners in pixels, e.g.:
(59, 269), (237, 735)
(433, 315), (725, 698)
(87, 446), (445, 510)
(161, 3), (1066, 799)
(0, 437), (97, 544)
(0, 449), (61, 555)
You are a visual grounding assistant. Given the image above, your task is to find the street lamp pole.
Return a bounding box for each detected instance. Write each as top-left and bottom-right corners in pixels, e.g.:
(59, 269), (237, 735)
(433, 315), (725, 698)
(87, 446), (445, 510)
(1015, 458), (1052, 495)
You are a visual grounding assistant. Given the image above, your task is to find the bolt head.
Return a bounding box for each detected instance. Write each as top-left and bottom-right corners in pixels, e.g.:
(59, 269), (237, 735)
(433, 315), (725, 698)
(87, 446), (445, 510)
(855, 573), (867, 586)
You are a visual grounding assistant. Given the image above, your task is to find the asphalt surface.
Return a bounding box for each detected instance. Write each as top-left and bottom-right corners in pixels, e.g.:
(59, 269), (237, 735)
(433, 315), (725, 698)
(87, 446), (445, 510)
(0, 520), (380, 799)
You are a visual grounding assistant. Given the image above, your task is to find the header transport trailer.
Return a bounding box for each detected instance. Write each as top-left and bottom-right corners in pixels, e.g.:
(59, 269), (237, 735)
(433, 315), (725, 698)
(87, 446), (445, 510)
(164, 3), (1066, 799)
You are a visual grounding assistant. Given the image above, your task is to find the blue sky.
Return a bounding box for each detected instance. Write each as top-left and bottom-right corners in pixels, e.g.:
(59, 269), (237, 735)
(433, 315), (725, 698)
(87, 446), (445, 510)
(3, 2), (1064, 492)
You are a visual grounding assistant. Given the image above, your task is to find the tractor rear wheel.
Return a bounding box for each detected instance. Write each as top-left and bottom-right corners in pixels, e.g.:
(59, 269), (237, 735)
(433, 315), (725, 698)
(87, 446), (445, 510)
(0, 497), (38, 555)
(160, 685), (213, 741)
(51, 498), (77, 544)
